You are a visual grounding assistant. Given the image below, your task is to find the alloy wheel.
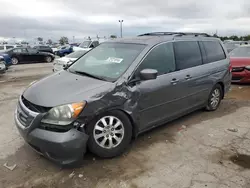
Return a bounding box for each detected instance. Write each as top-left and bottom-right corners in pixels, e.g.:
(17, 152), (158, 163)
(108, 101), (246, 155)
(210, 88), (220, 108)
(11, 58), (18, 65)
(93, 116), (125, 149)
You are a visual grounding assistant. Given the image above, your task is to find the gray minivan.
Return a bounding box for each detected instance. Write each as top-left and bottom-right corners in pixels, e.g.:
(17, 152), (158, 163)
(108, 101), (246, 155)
(15, 32), (231, 165)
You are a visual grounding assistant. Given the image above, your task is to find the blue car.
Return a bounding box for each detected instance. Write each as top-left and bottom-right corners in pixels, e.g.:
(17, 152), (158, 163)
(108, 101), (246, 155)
(55, 45), (73, 57)
(0, 53), (12, 68)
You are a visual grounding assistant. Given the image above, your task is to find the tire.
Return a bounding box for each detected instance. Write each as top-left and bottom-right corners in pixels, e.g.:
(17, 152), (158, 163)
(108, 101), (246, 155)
(45, 56), (52, 63)
(11, 57), (19, 65)
(206, 84), (223, 111)
(87, 110), (132, 158)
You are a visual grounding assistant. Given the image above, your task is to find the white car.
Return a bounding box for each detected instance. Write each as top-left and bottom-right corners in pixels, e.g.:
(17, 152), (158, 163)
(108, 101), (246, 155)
(73, 40), (99, 52)
(0, 44), (22, 51)
(53, 50), (88, 72)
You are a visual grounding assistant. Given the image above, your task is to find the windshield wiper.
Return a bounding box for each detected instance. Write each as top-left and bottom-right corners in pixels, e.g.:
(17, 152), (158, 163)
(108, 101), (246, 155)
(72, 70), (107, 81)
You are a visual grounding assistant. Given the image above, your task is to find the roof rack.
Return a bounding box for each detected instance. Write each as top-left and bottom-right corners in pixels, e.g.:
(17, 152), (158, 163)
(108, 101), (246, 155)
(138, 32), (211, 37)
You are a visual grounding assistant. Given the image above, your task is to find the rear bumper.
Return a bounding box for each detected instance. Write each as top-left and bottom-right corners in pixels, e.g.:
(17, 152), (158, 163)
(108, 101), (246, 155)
(14, 99), (89, 166)
(232, 70), (250, 83)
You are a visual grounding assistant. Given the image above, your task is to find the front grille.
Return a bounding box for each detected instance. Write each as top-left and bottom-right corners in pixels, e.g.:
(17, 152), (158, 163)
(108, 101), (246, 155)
(17, 102), (35, 127)
(232, 67), (244, 72)
(232, 76), (243, 81)
(21, 96), (51, 113)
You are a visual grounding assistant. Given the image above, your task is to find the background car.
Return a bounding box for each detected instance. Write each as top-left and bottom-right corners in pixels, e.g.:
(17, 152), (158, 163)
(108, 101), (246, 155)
(55, 45), (73, 57)
(0, 56), (6, 74)
(0, 44), (22, 51)
(225, 41), (245, 52)
(33, 45), (53, 53)
(230, 45), (250, 83)
(73, 40), (99, 51)
(0, 47), (55, 64)
(53, 50), (88, 72)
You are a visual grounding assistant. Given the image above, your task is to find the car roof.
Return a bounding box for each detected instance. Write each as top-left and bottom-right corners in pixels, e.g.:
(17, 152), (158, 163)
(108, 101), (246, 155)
(106, 32), (220, 46)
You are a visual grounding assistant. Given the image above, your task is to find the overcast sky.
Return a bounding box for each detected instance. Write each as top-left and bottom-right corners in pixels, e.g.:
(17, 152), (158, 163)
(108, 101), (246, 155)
(0, 0), (250, 43)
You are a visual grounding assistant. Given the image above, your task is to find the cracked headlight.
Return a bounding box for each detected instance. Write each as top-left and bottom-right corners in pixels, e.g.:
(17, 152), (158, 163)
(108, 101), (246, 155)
(41, 102), (86, 125)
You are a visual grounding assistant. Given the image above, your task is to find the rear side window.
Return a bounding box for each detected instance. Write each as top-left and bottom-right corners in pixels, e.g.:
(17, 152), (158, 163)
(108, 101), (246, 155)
(203, 41), (226, 63)
(138, 43), (175, 76)
(13, 49), (22, 53)
(174, 41), (202, 70)
(6, 46), (14, 49)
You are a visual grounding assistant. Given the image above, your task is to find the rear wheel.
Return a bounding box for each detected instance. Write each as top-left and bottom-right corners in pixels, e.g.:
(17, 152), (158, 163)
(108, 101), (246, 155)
(206, 84), (222, 111)
(45, 56), (52, 63)
(11, 57), (19, 65)
(87, 111), (132, 158)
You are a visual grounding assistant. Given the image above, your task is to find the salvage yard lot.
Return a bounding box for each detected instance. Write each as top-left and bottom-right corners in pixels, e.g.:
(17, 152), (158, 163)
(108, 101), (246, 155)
(1, 64), (250, 188)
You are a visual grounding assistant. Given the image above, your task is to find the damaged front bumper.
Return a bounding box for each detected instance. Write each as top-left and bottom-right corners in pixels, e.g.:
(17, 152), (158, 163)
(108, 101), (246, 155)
(14, 97), (89, 166)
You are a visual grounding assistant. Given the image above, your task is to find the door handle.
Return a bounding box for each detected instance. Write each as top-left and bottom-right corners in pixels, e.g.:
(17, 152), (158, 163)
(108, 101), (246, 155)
(171, 78), (179, 85)
(185, 75), (192, 80)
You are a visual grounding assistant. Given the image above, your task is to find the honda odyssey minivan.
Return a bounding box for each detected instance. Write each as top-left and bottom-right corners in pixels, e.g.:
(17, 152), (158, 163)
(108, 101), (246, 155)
(15, 32), (231, 165)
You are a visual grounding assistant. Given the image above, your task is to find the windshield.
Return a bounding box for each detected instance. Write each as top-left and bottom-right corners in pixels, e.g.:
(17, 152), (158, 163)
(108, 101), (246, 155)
(79, 41), (91, 48)
(69, 43), (145, 81)
(230, 47), (250, 57)
(66, 50), (87, 58)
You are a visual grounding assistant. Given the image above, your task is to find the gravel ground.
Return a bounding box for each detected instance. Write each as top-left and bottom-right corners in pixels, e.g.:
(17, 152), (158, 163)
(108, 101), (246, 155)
(1, 64), (250, 188)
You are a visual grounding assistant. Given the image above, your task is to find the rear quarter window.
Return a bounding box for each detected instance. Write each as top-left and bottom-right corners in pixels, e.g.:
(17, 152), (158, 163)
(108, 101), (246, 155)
(174, 41), (202, 70)
(203, 41), (226, 63)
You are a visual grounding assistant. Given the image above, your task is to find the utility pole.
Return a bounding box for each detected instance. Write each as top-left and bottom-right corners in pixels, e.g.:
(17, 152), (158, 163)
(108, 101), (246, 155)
(118, 20), (124, 38)
(73, 36), (75, 43)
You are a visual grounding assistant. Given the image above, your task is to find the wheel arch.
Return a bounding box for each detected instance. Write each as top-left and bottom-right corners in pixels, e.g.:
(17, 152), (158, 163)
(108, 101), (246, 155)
(216, 81), (225, 98)
(84, 108), (139, 138)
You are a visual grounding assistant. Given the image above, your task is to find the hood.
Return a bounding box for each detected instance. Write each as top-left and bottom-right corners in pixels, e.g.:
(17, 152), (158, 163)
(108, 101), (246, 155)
(23, 70), (112, 107)
(230, 57), (250, 67)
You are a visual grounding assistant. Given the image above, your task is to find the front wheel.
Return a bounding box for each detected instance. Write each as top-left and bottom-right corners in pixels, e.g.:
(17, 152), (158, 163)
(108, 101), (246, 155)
(87, 111), (132, 158)
(206, 84), (223, 111)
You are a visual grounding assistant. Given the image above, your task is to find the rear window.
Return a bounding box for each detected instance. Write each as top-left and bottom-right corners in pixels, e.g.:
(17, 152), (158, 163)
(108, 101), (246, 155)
(41, 46), (49, 49)
(203, 41), (226, 63)
(230, 47), (250, 58)
(174, 41), (202, 70)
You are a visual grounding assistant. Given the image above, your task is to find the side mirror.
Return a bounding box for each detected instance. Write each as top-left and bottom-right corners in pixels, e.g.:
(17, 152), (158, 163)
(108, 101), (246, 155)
(140, 69), (158, 80)
(63, 62), (70, 70)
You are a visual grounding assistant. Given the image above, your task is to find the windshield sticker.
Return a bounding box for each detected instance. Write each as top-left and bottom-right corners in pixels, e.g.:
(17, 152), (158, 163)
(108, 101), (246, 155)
(106, 57), (123, 63)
